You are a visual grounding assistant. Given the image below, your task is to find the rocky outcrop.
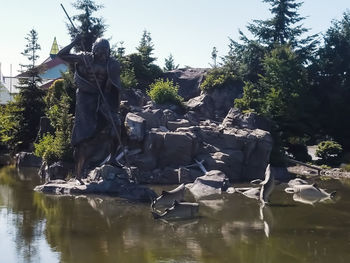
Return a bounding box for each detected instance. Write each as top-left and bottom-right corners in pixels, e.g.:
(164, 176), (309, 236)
(222, 108), (271, 131)
(163, 68), (209, 100)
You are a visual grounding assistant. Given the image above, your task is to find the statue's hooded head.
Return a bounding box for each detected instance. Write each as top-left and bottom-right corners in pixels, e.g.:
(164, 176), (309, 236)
(92, 38), (110, 62)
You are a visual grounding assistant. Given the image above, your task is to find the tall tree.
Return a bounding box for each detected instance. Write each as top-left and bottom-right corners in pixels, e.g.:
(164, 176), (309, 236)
(0, 29), (45, 152)
(67, 0), (106, 52)
(136, 30), (156, 65)
(312, 11), (350, 148)
(225, 0), (316, 82)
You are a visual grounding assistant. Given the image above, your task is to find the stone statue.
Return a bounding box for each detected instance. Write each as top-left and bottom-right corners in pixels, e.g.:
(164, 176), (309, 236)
(57, 35), (122, 182)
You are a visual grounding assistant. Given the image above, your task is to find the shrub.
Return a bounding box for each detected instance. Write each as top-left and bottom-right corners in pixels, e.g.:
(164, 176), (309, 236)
(316, 140), (343, 164)
(120, 68), (138, 89)
(147, 79), (183, 105)
(200, 68), (237, 91)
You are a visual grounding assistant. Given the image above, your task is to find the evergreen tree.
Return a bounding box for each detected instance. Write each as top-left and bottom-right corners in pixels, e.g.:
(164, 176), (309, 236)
(312, 11), (350, 148)
(164, 54), (179, 71)
(0, 29), (45, 152)
(67, 0), (106, 52)
(136, 30), (156, 65)
(225, 0), (316, 83)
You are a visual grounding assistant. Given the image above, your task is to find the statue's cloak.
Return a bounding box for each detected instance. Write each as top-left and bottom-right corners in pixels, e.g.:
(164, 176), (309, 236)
(72, 54), (121, 146)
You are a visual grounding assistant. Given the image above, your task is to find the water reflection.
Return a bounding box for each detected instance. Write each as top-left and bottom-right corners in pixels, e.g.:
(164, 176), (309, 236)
(1, 166), (350, 263)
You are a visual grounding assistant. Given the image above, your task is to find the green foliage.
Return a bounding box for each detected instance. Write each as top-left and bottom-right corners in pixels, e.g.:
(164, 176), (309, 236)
(120, 68), (138, 89)
(164, 54), (179, 71)
(234, 82), (262, 112)
(0, 29), (45, 152)
(68, 0), (106, 52)
(136, 30), (156, 65)
(0, 99), (23, 153)
(35, 94), (73, 164)
(311, 11), (350, 149)
(200, 68), (237, 91)
(316, 140), (343, 164)
(147, 79), (183, 105)
(260, 45), (307, 120)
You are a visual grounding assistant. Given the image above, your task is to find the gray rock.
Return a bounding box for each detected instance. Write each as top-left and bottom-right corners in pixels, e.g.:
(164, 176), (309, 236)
(188, 170), (230, 199)
(88, 164), (128, 181)
(16, 152), (42, 168)
(167, 119), (191, 131)
(124, 113), (146, 142)
(136, 108), (166, 130)
(177, 167), (203, 184)
(222, 108), (271, 131)
(121, 88), (147, 107)
(185, 94), (215, 120)
(45, 161), (71, 181)
(163, 68), (209, 100)
(144, 130), (197, 168)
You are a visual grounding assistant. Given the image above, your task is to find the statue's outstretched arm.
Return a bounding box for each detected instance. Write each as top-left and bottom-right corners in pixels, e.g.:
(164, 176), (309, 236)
(57, 35), (83, 64)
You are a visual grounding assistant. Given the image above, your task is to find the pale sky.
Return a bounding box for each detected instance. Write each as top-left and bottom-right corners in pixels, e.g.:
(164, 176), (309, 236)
(0, 0), (349, 76)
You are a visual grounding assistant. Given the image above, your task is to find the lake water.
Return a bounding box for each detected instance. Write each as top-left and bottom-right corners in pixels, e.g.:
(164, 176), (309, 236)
(1, 165), (350, 263)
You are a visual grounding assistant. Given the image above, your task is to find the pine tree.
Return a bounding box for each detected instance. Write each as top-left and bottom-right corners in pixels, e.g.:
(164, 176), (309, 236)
(67, 0), (106, 52)
(1, 29), (45, 152)
(225, 0), (316, 82)
(164, 54), (179, 71)
(136, 30), (156, 65)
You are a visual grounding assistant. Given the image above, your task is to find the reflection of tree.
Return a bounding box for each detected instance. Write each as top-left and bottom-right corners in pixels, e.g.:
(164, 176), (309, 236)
(0, 166), (45, 262)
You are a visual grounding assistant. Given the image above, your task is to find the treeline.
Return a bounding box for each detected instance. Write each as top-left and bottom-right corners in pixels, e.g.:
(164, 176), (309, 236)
(1, 0), (350, 167)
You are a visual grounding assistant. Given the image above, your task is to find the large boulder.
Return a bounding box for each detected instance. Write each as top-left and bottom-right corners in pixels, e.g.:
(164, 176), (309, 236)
(185, 94), (215, 120)
(177, 124), (273, 181)
(222, 108), (271, 131)
(187, 170), (230, 199)
(144, 129), (198, 168)
(163, 68), (209, 100)
(124, 113), (146, 142)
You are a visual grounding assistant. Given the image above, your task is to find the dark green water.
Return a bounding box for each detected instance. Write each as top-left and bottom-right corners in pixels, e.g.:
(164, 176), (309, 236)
(1, 166), (350, 263)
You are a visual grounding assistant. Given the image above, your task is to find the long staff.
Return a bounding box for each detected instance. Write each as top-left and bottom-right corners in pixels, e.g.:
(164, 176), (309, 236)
(60, 4), (131, 173)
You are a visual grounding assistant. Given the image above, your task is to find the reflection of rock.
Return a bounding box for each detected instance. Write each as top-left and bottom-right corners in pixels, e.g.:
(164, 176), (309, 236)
(199, 199), (225, 212)
(151, 183), (185, 210)
(187, 170), (229, 199)
(285, 184), (336, 205)
(152, 201), (199, 220)
(236, 187), (261, 200)
(288, 178), (308, 187)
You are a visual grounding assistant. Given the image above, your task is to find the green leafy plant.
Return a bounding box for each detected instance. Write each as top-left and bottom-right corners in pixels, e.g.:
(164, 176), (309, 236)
(316, 140), (343, 164)
(200, 68), (236, 91)
(147, 79), (183, 105)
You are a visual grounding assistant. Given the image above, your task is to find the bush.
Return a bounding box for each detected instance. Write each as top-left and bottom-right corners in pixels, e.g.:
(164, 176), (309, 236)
(200, 68), (237, 91)
(316, 140), (343, 164)
(120, 68), (138, 89)
(147, 79), (183, 105)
